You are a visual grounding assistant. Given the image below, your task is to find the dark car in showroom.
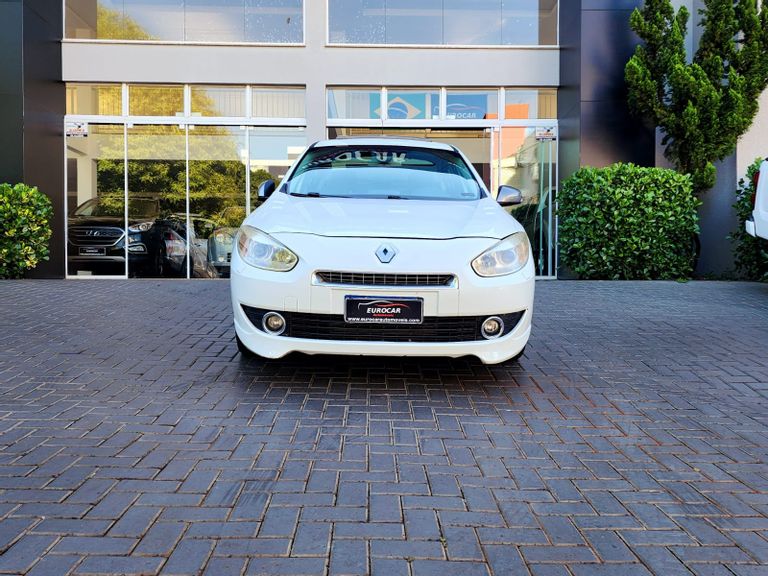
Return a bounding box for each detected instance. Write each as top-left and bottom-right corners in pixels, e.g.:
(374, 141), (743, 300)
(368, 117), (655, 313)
(67, 196), (159, 276)
(68, 196), (220, 277)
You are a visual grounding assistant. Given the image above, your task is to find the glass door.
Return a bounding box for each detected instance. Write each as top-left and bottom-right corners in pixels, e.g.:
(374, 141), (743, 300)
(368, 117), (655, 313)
(494, 126), (557, 277)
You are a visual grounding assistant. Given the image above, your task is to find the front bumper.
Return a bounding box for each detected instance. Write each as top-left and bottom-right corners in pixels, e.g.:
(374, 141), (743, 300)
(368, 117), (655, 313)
(746, 218), (756, 238)
(231, 235), (535, 364)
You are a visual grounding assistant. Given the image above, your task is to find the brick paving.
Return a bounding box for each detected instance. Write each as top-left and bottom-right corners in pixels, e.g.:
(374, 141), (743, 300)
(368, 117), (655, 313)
(0, 279), (767, 576)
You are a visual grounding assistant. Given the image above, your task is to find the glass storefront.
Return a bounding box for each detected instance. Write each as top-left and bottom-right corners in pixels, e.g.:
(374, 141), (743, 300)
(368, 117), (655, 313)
(494, 127), (557, 277)
(66, 124), (126, 277)
(327, 87), (558, 277)
(66, 83), (556, 279)
(328, 0), (558, 46)
(65, 0), (304, 43)
(65, 83), (307, 279)
(328, 87), (556, 121)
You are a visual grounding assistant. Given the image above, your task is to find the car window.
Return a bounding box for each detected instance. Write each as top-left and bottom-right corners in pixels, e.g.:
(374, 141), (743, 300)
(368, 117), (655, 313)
(285, 146), (482, 201)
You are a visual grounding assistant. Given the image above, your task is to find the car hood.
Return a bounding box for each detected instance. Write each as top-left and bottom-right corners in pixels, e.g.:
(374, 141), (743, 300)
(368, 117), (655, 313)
(68, 215), (157, 227)
(248, 193), (522, 240)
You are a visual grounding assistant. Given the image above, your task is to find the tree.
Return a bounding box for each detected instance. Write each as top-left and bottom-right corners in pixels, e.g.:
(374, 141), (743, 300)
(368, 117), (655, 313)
(96, 4), (153, 40)
(625, 0), (768, 192)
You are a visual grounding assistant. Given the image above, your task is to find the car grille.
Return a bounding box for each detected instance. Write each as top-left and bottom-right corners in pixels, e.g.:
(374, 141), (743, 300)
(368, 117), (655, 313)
(69, 227), (124, 246)
(242, 306), (524, 343)
(315, 271), (455, 287)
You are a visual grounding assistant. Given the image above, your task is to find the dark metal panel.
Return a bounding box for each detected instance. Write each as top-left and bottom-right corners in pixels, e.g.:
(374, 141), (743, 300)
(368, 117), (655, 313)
(0, 0), (24, 184)
(557, 0), (581, 182)
(696, 156), (739, 275)
(580, 9), (641, 104)
(23, 0), (65, 278)
(581, 100), (653, 168)
(582, 0), (639, 10)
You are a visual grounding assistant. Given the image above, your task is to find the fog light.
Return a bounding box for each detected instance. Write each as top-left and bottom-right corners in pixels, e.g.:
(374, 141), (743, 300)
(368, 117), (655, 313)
(262, 312), (286, 335)
(481, 316), (504, 340)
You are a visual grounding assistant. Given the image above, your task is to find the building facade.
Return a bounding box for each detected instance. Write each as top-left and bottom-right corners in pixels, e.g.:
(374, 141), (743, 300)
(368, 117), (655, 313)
(3, 0), (661, 279)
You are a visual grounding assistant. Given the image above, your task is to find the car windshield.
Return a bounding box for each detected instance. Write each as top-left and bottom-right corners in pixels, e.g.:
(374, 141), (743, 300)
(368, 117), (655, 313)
(72, 197), (159, 219)
(285, 145), (483, 201)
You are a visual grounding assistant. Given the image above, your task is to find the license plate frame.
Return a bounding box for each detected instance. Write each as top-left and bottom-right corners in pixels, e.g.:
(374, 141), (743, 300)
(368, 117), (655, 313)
(344, 296), (424, 325)
(79, 247), (106, 256)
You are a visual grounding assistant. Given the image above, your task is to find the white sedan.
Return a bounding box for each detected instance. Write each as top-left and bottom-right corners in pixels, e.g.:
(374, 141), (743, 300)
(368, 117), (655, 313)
(231, 138), (534, 364)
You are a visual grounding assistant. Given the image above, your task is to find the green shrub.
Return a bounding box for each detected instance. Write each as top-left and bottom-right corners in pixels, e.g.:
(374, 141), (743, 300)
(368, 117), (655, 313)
(731, 158), (768, 281)
(559, 164), (700, 280)
(0, 183), (54, 279)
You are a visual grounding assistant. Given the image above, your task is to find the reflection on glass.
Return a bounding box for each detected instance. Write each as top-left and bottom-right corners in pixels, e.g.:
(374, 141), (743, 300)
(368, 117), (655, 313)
(249, 128), (307, 211)
(66, 84), (122, 116)
(385, 0), (441, 44)
(64, 0), (304, 42)
(245, 0), (303, 43)
(129, 85), (185, 117)
(252, 88), (306, 118)
(189, 126), (247, 278)
(66, 0), (141, 39)
(444, 0), (502, 45)
(446, 90), (499, 120)
(386, 90), (440, 120)
(502, 0), (558, 45)
(186, 0), (245, 42)
(66, 124), (126, 276)
(496, 126), (556, 276)
(123, 0), (184, 41)
(327, 89), (382, 120)
(504, 88), (557, 119)
(328, 0), (385, 44)
(191, 86), (246, 117)
(127, 125), (188, 278)
(327, 0), (557, 45)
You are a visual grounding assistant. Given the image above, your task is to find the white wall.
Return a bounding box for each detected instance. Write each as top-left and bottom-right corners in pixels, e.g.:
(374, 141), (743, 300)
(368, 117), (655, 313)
(738, 90), (768, 179)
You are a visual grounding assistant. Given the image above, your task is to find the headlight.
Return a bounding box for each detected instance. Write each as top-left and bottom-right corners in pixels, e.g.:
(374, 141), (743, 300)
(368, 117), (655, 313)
(237, 226), (298, 272)
(471, 232), (530, 277)
(128, 221), (153, 232)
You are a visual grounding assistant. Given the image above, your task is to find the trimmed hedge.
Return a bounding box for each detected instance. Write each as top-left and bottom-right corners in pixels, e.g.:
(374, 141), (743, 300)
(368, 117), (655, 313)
(0, 183), (54, 279)
(558, 164), (700, 280)
(731, 158), (768, 281)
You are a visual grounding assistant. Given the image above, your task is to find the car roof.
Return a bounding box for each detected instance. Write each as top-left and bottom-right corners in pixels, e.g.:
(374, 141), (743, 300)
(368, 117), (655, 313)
(312, 137), (456, 152)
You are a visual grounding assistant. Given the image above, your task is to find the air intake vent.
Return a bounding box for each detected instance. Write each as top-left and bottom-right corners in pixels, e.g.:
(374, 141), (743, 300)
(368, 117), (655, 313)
(316, 271), (455, 287)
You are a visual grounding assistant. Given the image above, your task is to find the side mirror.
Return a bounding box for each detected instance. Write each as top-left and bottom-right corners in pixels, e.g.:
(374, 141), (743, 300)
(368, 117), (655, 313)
(497, 185), (523, 206)
(258, 179), (276, 199)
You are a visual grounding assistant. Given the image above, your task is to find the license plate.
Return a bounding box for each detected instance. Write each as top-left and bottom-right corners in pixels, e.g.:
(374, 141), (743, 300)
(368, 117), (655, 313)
(345, 296), (423, 324)
(79, 247), (106, 256)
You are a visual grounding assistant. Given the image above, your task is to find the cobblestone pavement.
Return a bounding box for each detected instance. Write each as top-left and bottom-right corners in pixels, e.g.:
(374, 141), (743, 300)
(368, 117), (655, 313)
(0, 280), (767, 576)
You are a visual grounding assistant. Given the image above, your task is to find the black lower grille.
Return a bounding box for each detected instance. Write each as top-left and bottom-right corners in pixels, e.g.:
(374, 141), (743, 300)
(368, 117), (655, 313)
(316, 271), (455, 287)
(242, 306), (524, 343)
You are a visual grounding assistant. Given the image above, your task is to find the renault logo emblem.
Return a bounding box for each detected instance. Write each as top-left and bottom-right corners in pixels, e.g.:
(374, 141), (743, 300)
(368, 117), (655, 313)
(376, 244), (397, 264)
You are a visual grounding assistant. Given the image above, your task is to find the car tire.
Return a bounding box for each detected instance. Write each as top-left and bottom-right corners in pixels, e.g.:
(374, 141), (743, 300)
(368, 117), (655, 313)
(153, 245), (167, 277)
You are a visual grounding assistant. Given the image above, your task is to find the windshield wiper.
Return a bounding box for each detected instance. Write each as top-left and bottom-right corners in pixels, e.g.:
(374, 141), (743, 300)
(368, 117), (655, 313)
(289, 192), (349, 199)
